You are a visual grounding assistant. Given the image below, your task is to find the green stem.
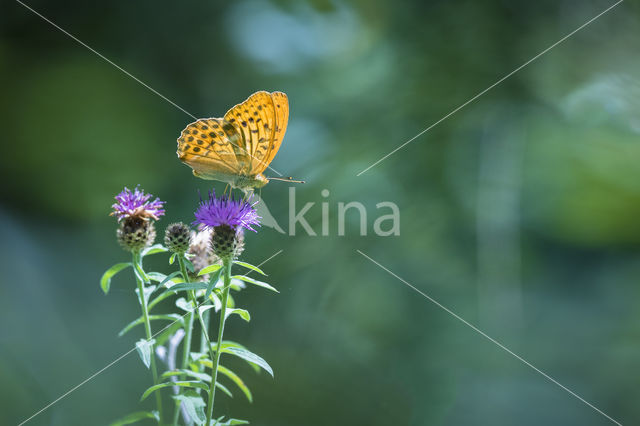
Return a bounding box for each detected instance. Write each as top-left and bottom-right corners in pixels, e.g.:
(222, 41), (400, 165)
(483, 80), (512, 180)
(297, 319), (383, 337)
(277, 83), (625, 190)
(199, 309), (210, 369)
(177, 255), (219, 424)
(133, 252), (163, 423)
(205, 259), (232, 425)
(173, 254), (196, 426)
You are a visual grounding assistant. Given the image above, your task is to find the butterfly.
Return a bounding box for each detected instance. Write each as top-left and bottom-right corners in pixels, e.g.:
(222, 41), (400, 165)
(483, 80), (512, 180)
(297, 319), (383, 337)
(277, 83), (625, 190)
(176, 91), (303, 192)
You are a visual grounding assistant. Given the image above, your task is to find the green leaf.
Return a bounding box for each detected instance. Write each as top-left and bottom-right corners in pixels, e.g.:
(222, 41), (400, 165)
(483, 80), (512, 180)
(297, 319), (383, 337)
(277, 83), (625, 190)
(109, 410), (159, 426)
(141, 244), (168, 257)
(160, 370), (235, 398)
(184, 257), (195, 273)
(135, 339), (155, 369)
(215, 381), (234, 398)
(225, 308), (250, 322)
(218, 365), (253, 402)
(221, 346), (274, 377)
(141, 381), (208, 401)
(199, 263), (222, 276)
(233, 261), (267, 276)
(232, 275), (279, 293)
(163, 282), (208, 294)
(148, 290), (175, 311)
(120, 314), (183, 337)
(100, 262), (131, 295)
(134, 284), (156, 306)
(172, 392), (206, 425)
(169, 252), (177, 265)
(162, 369), (211, 382)
(175, 297), (196, 312)
(159, 271), (183, 288)
(214, 417), (250, 425)
(147, 271), (184, 286)
(205, 267), (224, 299)
(133, 261), (150, 284)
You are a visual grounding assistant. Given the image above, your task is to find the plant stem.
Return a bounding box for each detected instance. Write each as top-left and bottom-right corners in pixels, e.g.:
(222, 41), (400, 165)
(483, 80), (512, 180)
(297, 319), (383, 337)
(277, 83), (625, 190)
(173, 255), (196, 426)
(133, 252), (163, 423)
(205, 259), (232, 425)
(177, 255), (220, 424)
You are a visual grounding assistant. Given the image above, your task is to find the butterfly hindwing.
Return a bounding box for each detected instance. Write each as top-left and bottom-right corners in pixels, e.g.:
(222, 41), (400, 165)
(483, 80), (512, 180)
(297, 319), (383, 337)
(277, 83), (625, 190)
(177, 118), (250, 178)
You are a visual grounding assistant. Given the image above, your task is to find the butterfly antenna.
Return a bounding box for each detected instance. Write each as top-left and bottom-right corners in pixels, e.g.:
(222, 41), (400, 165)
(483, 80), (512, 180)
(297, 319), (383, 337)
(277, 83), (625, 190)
(269, 176), (305, 184)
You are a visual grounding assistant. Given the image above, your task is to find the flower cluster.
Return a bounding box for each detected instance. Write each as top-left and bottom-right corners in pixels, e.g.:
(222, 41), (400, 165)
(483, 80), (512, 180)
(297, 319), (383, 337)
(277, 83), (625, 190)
(105, 185), (269, 426)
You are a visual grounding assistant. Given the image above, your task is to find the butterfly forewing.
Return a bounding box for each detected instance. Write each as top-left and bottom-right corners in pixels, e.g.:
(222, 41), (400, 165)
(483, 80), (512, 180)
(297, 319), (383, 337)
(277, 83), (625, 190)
(262, 91), (289, 173)
(223, 91), (288, 174)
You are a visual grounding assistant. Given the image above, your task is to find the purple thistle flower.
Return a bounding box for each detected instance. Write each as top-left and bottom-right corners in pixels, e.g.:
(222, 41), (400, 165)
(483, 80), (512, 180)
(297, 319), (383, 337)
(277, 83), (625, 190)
(193, 190), (261, 232)
(111, 186), (165, 221)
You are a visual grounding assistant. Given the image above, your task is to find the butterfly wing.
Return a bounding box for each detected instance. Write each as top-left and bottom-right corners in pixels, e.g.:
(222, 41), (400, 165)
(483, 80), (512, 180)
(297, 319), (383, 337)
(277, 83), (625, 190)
(223, 91), (289, 175)
(177, 118), (251, 181)
(263, 91), (289, 172)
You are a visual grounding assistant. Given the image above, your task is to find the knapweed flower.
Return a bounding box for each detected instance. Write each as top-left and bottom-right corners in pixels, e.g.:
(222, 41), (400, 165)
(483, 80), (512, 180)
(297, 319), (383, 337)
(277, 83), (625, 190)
(193, 191), (259, 260)
(111, 186), (165, 221)
(111, 186), (165, 252)
(164, 222), (192, 254)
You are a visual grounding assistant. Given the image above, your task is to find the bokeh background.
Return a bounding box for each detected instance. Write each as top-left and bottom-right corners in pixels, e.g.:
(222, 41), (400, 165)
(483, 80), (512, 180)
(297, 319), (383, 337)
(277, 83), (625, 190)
(2, 0), (640, 424)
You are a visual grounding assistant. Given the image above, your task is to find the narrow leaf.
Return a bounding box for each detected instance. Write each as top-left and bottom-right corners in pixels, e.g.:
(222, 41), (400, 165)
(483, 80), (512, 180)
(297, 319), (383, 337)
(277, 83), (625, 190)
(199, 263), (222, 276)
(109, 410), (159, 426)
(184, 257), (195, 273)
(162, 369), (211, 382)
(100, 262), (131, 294)
(135, 339), (155, 369)
(175, 297), (196, 312)
(225, 308), (250, 322)
(232, 275), (279, 293)
(169, 252), (177, 265)
(141, 381), (208, 401)
(164, 282), (208, 294)
(133, 261), (150, 284)
(222, 346), (274, 377)
(205, 268), (224, 300)
(141, 244), (168, 257)
(120, 314), (183, 337)
(215, 418), (250, 425)
(218, 365), (253, 402)
(233, 261), (267, 276)
(172, 392), (206, 425)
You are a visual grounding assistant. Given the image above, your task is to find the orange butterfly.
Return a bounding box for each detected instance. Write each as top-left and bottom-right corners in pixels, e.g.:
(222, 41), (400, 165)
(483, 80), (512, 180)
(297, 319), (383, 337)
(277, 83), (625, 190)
(176, 91), (302, 192)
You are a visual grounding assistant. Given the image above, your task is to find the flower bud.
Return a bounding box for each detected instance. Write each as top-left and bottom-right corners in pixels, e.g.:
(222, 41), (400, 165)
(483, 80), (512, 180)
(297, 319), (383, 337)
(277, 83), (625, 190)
(211, 225), (245, 261)
(117, 216), (156, 252)
(164, 222), (191, 254)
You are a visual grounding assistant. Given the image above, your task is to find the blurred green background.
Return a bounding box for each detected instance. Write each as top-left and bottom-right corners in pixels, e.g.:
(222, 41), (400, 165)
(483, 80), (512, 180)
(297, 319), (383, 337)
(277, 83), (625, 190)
(2, 0), (640, 424)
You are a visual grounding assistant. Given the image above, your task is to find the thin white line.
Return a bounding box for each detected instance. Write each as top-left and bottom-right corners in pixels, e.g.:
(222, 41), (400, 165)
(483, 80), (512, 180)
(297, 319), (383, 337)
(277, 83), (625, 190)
(18, 249), (283, 425)
(356, 0), (624, 176)
(356, 250), (622, 426)
(15, 0), (284, 177)
(14, 0), (198, 120)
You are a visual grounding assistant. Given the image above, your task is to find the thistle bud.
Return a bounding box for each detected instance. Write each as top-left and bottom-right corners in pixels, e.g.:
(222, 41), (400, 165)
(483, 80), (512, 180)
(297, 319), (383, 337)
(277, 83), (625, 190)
(164, 222), (191, 254)
(117, 216), (156, 252)
(211, 225), (245, 261)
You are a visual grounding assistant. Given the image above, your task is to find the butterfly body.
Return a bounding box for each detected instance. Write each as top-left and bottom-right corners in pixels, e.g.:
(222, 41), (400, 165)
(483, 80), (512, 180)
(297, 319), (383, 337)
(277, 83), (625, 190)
(191, 168), (269, 191)
(177, 91), (290, 190)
